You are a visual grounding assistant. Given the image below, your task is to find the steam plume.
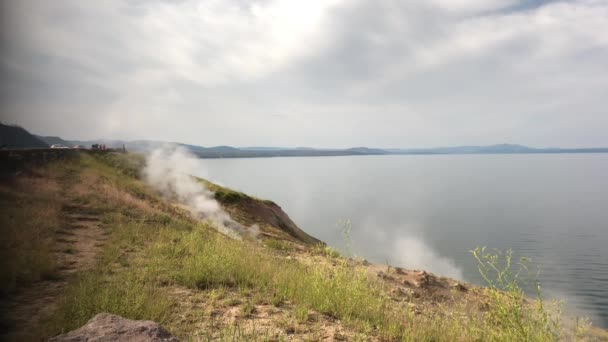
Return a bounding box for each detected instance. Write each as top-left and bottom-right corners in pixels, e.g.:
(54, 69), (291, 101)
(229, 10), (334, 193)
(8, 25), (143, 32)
(143, 145), (252, 239)
(393, 237), (463, 279)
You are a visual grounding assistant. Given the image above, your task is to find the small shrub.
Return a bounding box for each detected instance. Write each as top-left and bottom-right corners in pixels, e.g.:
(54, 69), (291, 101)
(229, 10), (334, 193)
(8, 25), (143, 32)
(471, 246), (563, 341)
(313, 243), (341, 258)
(214, 190), (248, 203)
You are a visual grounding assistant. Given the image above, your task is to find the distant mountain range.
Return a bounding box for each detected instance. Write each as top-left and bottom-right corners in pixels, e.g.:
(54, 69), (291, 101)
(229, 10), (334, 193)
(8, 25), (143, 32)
(0, 123), (48, 149)
(385, 144), (608, 155)
(1, 123), (607, 157)
(35, 136), (608, 158)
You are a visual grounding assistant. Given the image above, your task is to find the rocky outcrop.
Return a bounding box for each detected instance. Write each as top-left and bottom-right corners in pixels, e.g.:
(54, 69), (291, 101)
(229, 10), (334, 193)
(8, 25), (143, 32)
(227, 196), (323, 245)
(206, 179), (322, 245)
(49, 313), (179, 342)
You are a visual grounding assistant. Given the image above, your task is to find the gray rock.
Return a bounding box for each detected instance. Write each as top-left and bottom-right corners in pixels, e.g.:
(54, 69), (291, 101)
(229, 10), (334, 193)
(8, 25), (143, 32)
(49, 313), (179, 342)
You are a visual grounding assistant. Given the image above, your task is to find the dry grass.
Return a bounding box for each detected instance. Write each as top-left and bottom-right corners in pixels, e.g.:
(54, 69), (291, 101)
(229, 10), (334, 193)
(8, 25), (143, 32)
(71, 168), (100, 198)
(0, 172), (63, 295)
(98, 183), (161, 215)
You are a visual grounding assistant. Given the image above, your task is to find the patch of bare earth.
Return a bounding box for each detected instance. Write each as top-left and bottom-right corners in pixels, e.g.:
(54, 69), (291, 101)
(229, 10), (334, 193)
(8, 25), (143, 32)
(166, 286), (360, 341)
(0, 188), (107, 341)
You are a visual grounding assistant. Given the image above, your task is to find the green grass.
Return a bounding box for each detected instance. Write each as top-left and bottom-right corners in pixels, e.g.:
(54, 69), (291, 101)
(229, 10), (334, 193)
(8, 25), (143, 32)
(39, 213), (177, 337)
(264, 238), (293, 252)
(312, 243), (342, 258)
(92, 151), (145, 178)
(146, 224), (392, 324)
(199, 178), (278, 206)
(214, 189), (249, 203)
(46, 268), (172, 335)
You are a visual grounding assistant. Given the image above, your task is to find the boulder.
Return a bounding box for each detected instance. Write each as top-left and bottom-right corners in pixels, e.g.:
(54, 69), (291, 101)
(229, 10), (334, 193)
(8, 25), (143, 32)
(50, 313), (179, 342)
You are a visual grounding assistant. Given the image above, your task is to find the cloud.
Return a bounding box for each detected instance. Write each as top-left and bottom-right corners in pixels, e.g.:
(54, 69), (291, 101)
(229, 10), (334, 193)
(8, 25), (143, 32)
(1, 0), (607, 147)
(1, 0), (340, 86)
(428, 0), (519, 13)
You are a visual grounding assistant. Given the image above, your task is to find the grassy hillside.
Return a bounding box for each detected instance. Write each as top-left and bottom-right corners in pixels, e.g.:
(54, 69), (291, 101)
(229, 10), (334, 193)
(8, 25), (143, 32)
(0, 123), (48, 149)
(0, 151), (604, 341)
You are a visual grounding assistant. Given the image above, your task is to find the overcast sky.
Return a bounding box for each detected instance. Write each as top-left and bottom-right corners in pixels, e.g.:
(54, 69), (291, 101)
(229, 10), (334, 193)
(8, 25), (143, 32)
(1, 0), (607, 148)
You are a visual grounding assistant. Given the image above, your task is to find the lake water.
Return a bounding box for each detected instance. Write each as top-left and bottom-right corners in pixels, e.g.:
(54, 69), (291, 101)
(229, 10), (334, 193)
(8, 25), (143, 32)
(193, 154), (608, 327)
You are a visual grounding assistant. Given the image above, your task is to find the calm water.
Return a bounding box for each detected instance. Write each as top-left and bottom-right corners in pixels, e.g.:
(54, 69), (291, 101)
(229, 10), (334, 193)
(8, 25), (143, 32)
(193, 154), (608, 327)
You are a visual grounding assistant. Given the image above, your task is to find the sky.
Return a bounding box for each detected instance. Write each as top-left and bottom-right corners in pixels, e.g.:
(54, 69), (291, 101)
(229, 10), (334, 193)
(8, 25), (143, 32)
(0, 0), (607, 148)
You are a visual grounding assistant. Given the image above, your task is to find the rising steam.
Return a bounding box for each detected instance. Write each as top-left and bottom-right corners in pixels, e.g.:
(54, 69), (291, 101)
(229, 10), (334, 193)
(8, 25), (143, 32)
(392, 236), (463, 279)
(143, 145), (254, 239)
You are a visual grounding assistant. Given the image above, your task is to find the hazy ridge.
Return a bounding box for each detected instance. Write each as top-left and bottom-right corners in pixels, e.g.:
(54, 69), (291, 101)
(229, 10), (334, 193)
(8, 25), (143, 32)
(31, 133), (608, 158)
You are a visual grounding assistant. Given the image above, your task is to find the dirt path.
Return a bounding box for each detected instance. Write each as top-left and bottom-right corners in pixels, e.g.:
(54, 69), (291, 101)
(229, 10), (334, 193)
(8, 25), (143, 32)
(0, 201), (107, 341)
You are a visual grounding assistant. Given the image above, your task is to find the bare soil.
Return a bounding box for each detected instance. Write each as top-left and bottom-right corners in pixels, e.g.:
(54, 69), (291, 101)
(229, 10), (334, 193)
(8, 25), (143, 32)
(166, 286), (360, 341)
(0, 185), (107, 341)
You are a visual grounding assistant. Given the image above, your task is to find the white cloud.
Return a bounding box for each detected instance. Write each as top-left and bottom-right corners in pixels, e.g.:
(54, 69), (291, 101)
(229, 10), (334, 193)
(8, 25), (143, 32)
(3, 0), (340, 87)
(1, 0), (607, 147)
(428, 0), (518, 13)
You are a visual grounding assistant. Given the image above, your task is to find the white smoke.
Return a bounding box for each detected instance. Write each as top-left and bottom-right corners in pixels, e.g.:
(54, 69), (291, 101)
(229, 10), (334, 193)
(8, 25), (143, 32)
(143, 145), (251, 239)
(392, 236), (463, 280)
(359, 218), (464, 279)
